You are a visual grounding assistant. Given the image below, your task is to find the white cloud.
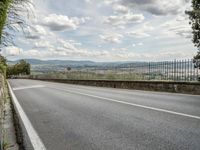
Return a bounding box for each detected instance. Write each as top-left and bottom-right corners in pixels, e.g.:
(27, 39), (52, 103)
(124, 13), (144, 22)
(138, 42), (143, 46)
(161, 15), (192, 39)
(104, 15), (125, 25)
(62, 42), (77, 50)
(113, 4), (129, 14)
(3, 46), (22, 56)
(131, 42), (144, 47)
(104, 12), (144, 26)
(100, 33), (123, 43)
(169, 26), (192, 39)
(23, 49), (41, 57)
(111, 47), (127, 51)
(85, 0), (92, 3)
(142, 22), (154, 31)
(25, 34), (41, 40)
(34, 41), (51, 48)
(127, 31), (150, 38)
(102, 0), (120, 5)
(24, 25), (49, 40)
(121, 0), (190, 16)
(34, 25), (47, 35)
(41, 14), (88, 31)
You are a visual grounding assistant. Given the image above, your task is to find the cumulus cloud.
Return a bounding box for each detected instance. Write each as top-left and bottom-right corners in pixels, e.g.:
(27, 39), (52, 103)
(104, 15), (125, 25)
(169, 26), (192, 39)
(127, 31), (150, 38)
(24, 25), (48, 40)
(161, 15), (192, 39)
(34, 25), (47, 35)
(102, 0), (120, 5)
(121, 0), (189, 16)
(85, 0), (92, 3)
(142, 22), (154, 31)
(124, 13), (144, 22)
(104, 12), (144, 26)
(2, 46), (22, 56)
(113, 4), (129, 14)
(132, 43), (136, 47)
(132, 42), (144, 47)
(25, 35), (41, 40)
(23, 49), (41, 57)
(41, 14), (89, 31)
(138, 42), (143, 46)
(100, 33), (123, 43)
(34, 41), (51, 48)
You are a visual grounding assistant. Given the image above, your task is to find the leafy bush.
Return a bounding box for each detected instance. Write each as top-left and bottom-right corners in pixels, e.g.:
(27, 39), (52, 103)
(0, 63), (6, 77)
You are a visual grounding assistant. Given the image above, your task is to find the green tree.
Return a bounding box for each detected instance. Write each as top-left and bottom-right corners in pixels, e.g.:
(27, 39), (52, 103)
(16, 59), (31, 75)
(0, 54), (7, 66)
(186, 0), (200, 59)
(6, 65), (12, 77)
(0, 54), (7, 77)
(67, 67), (71, 71)
(6, 59), (31, 77)
(19, 59), (30, 75)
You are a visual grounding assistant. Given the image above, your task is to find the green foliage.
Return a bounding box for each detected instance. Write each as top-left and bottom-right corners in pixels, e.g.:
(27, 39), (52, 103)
(186, 0), (200, 59)
(7, 59), (31, 77)
(0, 63), (6, 77)
(0, 0), (11, 44)
(0, 54), (7, 76)
(0, 54), (7, 66)
(67, 67), (71, 71)
(0, 54), (6, 64)
(0, 0), (31, 46)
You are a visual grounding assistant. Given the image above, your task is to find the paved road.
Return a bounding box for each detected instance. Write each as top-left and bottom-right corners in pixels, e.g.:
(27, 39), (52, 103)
(9, 79), (200, 150)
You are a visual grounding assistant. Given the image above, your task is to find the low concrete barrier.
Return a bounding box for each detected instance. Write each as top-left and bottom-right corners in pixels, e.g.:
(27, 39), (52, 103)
(8, 82), (46, 150)
(31, 78), (200, 95)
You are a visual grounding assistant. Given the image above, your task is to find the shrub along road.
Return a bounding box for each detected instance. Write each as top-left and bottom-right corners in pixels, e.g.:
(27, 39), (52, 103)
(8, 79), (200, 150)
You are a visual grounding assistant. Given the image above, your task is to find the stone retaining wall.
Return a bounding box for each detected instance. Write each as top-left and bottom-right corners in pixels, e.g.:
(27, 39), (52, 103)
(32, 78), (200, 95)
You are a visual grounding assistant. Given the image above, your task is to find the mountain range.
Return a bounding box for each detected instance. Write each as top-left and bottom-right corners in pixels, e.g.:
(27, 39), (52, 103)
(8, 59), (148, 72)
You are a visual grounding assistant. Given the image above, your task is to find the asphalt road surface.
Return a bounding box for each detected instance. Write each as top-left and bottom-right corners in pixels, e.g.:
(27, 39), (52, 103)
(9, 79), (200, 150)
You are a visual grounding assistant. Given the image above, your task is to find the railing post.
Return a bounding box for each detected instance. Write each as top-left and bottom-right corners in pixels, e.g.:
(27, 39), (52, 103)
(148, 62), (150, 80)
(174, 59), (176, 81)
(197, 59), (200, 81)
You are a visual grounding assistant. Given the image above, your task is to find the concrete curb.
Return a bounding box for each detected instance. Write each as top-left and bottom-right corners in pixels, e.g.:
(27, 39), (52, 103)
(7, 81), (46, 150)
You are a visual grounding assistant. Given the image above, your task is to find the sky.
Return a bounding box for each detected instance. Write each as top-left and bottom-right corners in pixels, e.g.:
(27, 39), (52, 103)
(2, 0), (197, 61)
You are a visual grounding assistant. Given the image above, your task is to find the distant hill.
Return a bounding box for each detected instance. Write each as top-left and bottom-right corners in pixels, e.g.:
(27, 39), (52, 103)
(8, 59), (95, 66)
(8, 59), (147, 72)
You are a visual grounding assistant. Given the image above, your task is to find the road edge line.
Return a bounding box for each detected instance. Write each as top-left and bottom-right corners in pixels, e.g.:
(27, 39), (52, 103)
(7, 81), (46, 150)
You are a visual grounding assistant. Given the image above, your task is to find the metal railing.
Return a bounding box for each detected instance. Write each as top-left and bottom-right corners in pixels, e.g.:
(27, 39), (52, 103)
(128, 59), (200, 81)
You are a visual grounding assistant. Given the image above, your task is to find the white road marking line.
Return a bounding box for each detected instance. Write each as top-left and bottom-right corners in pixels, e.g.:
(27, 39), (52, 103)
(13, 85), (45, 91)
(8, 82), (47, 150)
(52, 87), (200, 120)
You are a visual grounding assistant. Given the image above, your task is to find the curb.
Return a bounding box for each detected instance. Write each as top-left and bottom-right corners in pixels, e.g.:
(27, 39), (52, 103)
(7, 81), (46, 150)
